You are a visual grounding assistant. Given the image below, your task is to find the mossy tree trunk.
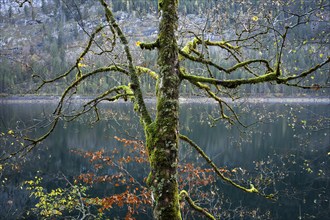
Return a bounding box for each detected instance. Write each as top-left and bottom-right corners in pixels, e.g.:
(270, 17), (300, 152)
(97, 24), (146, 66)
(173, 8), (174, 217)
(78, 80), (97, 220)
(146, 0), (181, 219)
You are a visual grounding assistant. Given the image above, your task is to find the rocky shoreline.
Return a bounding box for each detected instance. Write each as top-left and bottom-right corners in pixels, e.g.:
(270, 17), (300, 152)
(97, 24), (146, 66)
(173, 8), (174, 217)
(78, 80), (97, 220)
(1, 95), (329, 104)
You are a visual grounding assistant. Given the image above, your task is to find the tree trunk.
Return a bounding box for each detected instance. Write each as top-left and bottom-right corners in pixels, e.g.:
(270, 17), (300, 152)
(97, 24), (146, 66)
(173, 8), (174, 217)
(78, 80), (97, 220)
(146, 0), (181, 219)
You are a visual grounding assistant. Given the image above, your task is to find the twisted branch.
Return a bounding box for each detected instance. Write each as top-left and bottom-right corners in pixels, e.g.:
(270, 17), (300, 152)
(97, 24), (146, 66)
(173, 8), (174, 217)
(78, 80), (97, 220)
(179, 134), (276, 200)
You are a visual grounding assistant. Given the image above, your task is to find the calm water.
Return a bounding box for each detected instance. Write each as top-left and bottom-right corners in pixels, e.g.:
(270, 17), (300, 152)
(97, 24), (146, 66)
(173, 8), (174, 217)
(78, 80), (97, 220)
(0, 100), (329, 219)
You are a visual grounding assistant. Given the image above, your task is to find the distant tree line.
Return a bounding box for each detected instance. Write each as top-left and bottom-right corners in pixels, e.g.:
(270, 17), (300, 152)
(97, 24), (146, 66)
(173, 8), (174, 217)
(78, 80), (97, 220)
(0, 0), (328, 97)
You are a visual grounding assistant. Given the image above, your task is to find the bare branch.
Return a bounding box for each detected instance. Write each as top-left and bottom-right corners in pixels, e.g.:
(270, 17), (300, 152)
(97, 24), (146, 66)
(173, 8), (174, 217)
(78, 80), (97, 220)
(280, 57), (330, 82)
(62, 85), (134, 122)
(15, 0), (31, 7)
(54, 65), (128, 115)
(3, 115), (61, 161)
(33, 25), (106, 91)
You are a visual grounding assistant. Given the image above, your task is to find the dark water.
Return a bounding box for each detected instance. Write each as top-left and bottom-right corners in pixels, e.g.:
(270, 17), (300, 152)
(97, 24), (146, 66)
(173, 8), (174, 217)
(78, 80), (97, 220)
(0, 100), (329, 219)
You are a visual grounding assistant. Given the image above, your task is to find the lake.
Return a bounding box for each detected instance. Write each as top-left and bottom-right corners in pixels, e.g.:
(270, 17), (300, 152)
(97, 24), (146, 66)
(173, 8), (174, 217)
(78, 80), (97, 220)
(0, 99), (329, 219)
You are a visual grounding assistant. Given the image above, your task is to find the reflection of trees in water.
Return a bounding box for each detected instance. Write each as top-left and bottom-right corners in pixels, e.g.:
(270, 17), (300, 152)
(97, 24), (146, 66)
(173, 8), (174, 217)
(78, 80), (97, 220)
(0, 103), (329, 219)
(178, 103), (329, 219)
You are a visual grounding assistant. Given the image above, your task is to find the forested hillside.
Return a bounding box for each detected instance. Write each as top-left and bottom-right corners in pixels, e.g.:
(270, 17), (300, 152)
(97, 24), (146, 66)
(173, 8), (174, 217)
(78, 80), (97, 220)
(0, 0), (328, 97)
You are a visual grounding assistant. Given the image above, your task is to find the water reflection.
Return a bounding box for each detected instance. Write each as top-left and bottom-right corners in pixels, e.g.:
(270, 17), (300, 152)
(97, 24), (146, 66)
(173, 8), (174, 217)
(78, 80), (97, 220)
(0, 101), (329, 219)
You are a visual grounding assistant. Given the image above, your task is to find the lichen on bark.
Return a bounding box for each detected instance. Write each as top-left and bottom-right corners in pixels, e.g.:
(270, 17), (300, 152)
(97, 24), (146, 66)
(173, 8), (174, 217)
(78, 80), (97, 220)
(144, 0), (182, 219)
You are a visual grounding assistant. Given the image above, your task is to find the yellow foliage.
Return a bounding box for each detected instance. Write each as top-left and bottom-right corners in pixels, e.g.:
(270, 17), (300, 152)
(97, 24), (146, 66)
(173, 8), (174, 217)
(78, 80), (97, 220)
(78, 62), (88, 68)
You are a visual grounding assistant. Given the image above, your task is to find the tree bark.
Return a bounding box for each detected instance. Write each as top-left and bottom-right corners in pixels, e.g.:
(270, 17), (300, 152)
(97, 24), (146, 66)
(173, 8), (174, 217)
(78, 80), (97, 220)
(146, 0), (181, 219)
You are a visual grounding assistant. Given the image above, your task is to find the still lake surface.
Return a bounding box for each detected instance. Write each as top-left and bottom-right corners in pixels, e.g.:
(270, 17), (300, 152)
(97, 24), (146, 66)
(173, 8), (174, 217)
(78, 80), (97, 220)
(0, 99), (329, 219)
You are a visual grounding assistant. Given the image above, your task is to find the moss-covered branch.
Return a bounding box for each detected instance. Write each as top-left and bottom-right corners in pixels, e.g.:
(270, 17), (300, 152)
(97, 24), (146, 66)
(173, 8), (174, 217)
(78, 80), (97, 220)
(181, 55), (329, 89)
(203, 38), (252, 76)
(179, 36), (240, 64)
(139, 40), (159, 50)
(204, 39), (239, 51)
(179, 37), (239, 60)
(180, 134), (277, 200)
(179, 37), (200, 61)
(179, 190), (216, 220)
(100, 0), (152, 126)
(226, 59), (273, 73)
(180, 68), (247, 127)
(180, 31), (328, 87)
(179, 134), (260, 194)
(85, 85), (133, 105)
(136, 66), (159, 79)
(219, 72), (278, 88)
(179, 49), (227, 72)
(181, 70), (278, 88)
(179, 36), (265, 79)
(179, 47), (272, 76)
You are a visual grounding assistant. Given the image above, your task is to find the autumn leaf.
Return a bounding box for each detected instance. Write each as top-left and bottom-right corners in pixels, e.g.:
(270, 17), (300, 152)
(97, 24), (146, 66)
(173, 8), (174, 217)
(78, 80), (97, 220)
(136, 41), (141, 47)
(252, 16), (259, 21)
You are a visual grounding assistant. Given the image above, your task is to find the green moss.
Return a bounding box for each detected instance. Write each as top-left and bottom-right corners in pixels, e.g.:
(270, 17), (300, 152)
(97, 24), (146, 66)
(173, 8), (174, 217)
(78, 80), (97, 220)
(146, 172), (153, 187)
(221, 72), (277, 88)
(205, 39), (239, 50)
(149, 1), (181, 219)
(136, 66), (159, 79)
(181, 69), (279, 88)
(158, 0), (163, 10)
(133, 102), (139, 112)
(179, 37), (199, 61)
(145, 122), (156, 152)
(139, 40), (159, 50)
